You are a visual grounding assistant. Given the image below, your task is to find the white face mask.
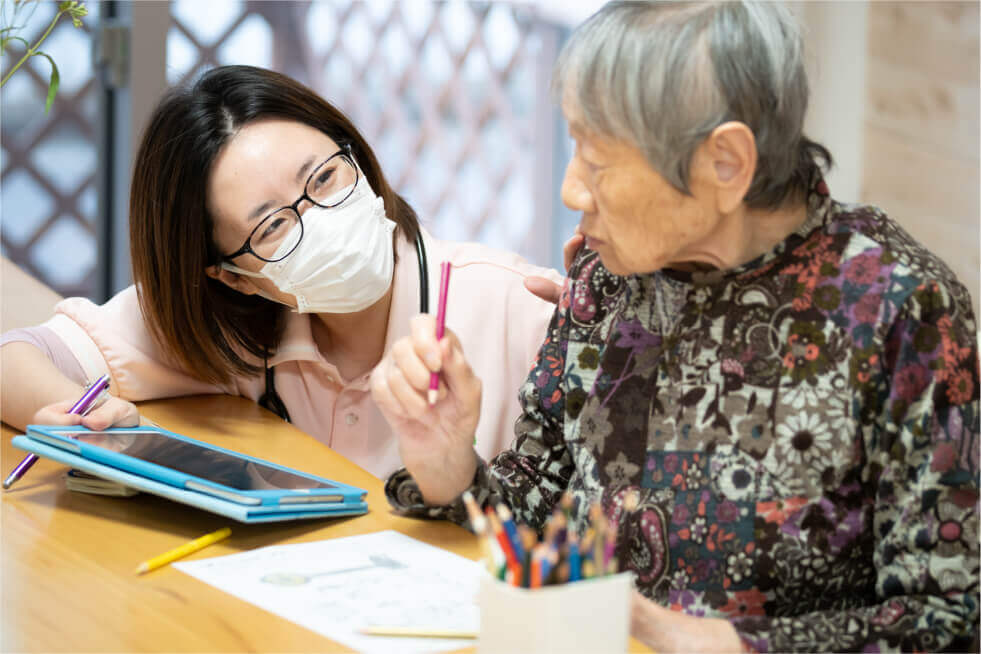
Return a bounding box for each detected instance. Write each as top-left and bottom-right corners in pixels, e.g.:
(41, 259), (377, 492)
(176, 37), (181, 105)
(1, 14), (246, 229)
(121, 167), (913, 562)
(222, 176), (397, 313)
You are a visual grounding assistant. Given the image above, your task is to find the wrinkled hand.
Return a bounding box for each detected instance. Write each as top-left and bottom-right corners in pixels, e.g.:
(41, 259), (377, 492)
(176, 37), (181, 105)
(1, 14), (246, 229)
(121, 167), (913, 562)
(631, 591), (743, 653)
(370, 314), (480, 504)
(32, 395), (140, 431)
(524, 227), (584, 304)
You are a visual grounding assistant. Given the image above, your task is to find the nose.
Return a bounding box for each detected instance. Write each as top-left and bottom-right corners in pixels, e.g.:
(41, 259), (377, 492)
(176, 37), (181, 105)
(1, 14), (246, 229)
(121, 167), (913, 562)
(560, 157), (595, 214)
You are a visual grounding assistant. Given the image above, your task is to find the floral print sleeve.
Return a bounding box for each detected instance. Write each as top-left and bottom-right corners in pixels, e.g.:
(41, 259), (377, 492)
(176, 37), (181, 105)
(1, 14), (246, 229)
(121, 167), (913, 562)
(733, 278), (980, 652)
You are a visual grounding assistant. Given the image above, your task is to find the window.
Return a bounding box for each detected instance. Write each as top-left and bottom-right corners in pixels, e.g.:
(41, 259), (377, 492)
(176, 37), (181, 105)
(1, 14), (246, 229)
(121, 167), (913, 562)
(1, 1), (103, 298)
(167, 0), (574, 268)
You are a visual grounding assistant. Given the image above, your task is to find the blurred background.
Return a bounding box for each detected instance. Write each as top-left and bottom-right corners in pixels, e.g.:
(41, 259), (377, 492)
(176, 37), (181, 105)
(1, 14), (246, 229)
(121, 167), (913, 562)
(1, 0), (978, 318)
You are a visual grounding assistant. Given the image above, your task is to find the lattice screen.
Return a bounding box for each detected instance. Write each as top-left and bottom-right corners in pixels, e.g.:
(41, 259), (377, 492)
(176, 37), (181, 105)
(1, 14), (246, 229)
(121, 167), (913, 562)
(1, 1), (102, 298)
(167, 0), (558, 264)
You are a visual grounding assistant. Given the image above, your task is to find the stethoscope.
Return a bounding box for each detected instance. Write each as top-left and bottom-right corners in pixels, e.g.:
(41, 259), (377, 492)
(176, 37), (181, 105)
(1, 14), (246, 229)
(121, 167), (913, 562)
(414, 230), (430, 314)
(258, 231), (429, 423)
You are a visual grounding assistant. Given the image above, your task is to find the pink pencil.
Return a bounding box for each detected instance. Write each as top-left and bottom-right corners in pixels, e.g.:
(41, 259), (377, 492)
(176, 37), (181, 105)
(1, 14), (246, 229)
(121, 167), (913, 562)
(428, 261), (452, 405)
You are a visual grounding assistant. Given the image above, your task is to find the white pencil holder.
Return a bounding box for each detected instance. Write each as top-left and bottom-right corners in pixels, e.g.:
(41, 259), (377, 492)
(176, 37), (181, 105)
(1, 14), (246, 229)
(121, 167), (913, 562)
(477, 571), (632, 654)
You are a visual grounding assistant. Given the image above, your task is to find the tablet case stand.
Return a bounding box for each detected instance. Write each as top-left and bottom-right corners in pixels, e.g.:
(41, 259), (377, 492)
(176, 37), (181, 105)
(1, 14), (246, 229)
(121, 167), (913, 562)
(12, 435), (369, 524)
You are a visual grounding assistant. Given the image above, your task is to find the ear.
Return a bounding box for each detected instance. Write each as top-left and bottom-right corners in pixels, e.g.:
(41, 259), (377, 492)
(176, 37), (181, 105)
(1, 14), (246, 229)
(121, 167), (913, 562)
(205, 263), (261, 295)
(700, 121), (757, 214)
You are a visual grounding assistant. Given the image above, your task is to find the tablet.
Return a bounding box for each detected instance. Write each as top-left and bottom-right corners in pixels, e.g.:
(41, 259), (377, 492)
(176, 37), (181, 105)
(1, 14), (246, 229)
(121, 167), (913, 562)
(22, 424), (367, 510)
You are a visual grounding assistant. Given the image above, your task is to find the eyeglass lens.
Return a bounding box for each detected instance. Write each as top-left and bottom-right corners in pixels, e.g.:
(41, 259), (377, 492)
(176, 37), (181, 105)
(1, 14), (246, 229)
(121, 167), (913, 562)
(248, 154), (358, 261)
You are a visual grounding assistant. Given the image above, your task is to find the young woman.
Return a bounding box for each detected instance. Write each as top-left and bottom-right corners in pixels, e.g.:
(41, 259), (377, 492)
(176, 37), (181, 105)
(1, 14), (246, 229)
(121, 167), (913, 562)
(0, 65), (561, 479)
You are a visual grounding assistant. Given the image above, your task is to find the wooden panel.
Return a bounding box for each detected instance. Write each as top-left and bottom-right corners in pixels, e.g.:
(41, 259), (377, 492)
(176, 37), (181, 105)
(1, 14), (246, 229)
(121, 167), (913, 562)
(867, 1), (979, 85)
(863, 1), (980, 318)
(861, 126), (980, 314)
(865, 58), (979, 162)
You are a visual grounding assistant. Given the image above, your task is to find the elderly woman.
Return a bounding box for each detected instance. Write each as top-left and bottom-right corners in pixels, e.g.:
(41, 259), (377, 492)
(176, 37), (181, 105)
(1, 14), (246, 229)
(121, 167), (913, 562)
(370, 2), (979, 652)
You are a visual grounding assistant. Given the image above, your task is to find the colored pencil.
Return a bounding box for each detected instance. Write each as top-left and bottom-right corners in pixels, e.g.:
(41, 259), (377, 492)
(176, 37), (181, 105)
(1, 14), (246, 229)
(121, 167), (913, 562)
(560, 491), (573, 520)
(428, 261), (452, 405)
(495, 504), (526, 562)
(589, 502), (607, 573)
(135, 527), (231, 574)
(540, 545), (559, 584)
(485, 506), (520, 570)
(360, 626), (477, 639)
(568, 530), (582, 582)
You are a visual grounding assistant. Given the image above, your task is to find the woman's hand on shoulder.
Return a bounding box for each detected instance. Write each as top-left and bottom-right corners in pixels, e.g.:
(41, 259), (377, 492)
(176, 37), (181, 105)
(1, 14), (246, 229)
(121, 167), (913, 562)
(524, 229), (584, 304)
(370, 314), (480, 504)
(32, 395), (140, 430)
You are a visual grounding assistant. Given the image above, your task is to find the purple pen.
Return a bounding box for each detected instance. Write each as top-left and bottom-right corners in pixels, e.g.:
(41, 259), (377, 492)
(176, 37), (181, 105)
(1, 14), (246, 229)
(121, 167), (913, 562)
(3, 374), (110, 490)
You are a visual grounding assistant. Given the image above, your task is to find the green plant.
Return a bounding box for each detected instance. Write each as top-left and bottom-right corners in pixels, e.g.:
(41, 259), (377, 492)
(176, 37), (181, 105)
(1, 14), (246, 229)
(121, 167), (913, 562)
(1, 0), (88, 113)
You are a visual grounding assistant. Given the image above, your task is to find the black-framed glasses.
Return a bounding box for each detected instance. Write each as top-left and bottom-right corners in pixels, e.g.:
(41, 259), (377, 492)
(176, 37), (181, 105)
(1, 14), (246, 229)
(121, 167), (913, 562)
(222, 145), (359, 263)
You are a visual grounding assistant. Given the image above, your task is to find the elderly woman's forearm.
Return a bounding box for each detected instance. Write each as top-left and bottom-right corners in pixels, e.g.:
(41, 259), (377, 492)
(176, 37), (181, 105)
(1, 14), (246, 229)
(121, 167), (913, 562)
(413, 449), (480, 506)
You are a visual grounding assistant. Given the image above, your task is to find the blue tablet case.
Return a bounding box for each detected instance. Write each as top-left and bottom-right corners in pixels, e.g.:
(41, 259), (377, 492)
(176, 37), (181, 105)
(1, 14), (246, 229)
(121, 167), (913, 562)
(12, 435), (369, 524)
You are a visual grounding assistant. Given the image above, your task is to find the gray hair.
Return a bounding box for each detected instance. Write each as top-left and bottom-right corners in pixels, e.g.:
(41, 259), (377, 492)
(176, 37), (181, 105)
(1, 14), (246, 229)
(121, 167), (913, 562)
(553, 1), (831, 209)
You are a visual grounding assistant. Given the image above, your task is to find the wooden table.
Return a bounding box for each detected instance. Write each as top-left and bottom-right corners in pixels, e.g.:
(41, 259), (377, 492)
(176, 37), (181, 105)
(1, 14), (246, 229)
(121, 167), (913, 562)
(2, 394), (649, 652)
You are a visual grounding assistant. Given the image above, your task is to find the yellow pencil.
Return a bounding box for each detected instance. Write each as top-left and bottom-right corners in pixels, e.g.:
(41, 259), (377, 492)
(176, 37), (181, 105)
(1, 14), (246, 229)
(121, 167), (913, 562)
(135, 526), (231, 575)
(359, 626), (477, 639)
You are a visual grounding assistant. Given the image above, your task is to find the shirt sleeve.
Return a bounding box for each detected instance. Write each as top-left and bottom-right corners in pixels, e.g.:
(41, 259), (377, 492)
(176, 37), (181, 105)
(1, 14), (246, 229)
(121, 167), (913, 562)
(734, 279), (980, 652)
(385, 260), (580, 532)
(42, 286), (233, 401)
(1, 325), (87, 385)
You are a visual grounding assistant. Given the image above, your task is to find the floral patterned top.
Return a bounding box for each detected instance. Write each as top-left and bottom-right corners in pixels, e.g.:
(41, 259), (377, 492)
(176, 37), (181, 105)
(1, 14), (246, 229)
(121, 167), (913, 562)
(386, 178), (980, 652)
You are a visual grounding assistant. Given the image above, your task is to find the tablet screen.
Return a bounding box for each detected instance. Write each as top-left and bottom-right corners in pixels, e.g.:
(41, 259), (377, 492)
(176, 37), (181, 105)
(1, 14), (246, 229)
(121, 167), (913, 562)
(62, 430), (334, 491)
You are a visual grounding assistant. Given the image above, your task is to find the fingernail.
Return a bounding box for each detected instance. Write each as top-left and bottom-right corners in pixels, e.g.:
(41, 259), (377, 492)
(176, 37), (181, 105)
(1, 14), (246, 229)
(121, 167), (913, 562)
(427, 349), (441, 370)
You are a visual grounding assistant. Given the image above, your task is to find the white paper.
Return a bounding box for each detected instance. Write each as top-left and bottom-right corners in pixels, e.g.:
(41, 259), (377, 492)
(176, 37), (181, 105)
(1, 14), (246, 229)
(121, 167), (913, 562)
(175, 530), (480, 654)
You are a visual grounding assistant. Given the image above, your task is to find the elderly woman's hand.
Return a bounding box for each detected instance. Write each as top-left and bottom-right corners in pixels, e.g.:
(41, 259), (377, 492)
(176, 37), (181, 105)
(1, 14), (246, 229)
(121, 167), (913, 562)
(370, 314), (480, 504)
(631, 591), (744, 653)
(32, 395), (140, 430)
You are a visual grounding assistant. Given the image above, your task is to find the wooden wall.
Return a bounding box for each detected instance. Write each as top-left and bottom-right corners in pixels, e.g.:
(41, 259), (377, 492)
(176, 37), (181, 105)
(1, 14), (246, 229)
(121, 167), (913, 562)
(862, 1), (980, 318)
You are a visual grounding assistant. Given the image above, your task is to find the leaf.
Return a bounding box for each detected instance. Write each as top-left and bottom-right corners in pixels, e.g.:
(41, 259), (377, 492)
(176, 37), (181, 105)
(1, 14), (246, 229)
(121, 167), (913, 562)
(36, 51), (59, 113)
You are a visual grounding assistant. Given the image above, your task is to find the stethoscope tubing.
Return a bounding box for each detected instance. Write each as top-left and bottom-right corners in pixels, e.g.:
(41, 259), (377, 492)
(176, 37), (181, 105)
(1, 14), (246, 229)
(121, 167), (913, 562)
(414, 230), (430, 314)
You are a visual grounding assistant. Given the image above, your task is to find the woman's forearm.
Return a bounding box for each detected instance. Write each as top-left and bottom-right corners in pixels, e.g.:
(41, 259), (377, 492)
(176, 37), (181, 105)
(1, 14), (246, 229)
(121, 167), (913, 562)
(631, 592), (743, 653)
(1, 342), (88, 430)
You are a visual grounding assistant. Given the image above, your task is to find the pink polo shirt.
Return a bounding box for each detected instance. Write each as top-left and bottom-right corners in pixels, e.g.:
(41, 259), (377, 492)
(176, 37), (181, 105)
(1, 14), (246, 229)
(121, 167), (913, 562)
(22, 229), (561, 479)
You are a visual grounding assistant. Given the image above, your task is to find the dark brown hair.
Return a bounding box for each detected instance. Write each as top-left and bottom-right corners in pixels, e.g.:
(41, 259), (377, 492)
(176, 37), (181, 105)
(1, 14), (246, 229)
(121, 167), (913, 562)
(130, 65), (419, 385)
